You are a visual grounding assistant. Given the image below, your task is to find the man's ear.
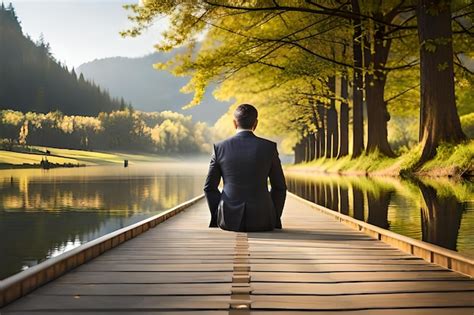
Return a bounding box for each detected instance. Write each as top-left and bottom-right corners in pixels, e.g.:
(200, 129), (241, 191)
(253, 119), (258, 131)
(233, 119), (238, 129)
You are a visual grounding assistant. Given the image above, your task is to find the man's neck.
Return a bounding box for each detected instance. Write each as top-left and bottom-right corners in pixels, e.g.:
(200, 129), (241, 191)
(235, 128), (254, 134)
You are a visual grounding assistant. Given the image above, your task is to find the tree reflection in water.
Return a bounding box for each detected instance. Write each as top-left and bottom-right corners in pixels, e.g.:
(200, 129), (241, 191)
(286, 174), (473, 258)
(0, 163), (207, 279)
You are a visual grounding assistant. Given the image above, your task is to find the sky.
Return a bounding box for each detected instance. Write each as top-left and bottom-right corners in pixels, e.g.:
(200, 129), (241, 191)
(8, 0), (168, 68)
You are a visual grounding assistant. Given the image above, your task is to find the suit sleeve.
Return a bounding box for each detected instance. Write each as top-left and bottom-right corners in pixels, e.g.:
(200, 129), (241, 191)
(269, 143), (287, 221)
(203, 144), (222, 227)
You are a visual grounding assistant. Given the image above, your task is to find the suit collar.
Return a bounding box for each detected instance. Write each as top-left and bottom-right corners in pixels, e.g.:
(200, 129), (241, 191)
(234, 130), (255, 137)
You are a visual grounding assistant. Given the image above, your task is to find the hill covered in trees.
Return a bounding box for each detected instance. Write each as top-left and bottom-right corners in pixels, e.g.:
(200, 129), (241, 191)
(77, 52), (230, 124)
(0, 3), (123, 116)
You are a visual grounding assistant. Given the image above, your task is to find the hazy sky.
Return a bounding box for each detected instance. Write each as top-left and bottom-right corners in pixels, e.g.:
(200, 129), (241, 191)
(9, 0), (168, 68)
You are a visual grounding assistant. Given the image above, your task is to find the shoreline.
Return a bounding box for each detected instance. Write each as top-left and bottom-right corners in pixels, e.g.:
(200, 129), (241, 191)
(0, 162), (86, 170)
(284, 164), (473, 179)
(0, 145), (178, 170)
(285, 141), (473, 180)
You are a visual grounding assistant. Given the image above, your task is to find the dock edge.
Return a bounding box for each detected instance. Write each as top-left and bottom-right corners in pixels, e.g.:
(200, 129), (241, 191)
(289, 192), (474, 278)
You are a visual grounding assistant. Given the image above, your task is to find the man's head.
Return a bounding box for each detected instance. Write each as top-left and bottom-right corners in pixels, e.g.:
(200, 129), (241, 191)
(233, 104), (258, 130)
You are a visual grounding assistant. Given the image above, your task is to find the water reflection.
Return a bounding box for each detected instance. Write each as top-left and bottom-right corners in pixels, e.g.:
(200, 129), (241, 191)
(286, 174), (474, 258)
(0, 162), (207, 279)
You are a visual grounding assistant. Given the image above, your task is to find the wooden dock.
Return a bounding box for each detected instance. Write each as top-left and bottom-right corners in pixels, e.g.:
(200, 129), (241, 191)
(1, 194), (474, 314)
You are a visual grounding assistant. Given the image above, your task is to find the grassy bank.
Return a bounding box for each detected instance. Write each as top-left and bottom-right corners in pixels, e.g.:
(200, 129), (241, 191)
(0, 145), (171, 169)
(285, 141), (474, 178)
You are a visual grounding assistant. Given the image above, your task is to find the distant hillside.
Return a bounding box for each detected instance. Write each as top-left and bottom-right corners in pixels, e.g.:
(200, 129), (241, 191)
(0, 4), (123, 115)
(77, 52), (230, 123)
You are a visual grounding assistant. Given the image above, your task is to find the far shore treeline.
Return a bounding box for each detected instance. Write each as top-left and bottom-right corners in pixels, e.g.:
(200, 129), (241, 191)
(0, 3), (212, 155)
(0, 109), (213, 154)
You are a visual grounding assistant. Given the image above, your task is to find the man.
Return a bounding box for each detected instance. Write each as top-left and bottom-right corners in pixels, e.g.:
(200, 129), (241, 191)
(204, 104), (287, 232)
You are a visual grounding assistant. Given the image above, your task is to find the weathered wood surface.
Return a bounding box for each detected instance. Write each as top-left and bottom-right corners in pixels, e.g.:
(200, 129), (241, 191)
(1, 195), (473, 314)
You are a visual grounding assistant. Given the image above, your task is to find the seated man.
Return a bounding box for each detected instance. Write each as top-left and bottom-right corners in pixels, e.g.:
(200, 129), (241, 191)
(204, 104), (287, 232)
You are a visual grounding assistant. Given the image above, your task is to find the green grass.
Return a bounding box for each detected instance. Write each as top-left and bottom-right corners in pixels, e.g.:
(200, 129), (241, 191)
(461, 112), (474, 139)
(286, 151), (397, 175)
(0, 145), (168, 167)
(418, 141), (473, 175)
(286, 140), (474, 178)
(0, 150), (82, 165)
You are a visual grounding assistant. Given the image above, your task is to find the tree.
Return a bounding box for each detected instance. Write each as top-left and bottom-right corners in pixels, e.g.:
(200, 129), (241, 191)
(416, 0), (466, 162)
(338, 73), (349, 157)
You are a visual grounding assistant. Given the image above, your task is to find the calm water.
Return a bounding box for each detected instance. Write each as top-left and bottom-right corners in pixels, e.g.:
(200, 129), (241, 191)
(286, 173), (474, 258)
(0, 162), (208, 279)
(1, 164), (473, 280)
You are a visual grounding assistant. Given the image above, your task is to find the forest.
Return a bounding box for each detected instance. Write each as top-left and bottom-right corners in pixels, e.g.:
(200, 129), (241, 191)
(0, 109), (213, 153)
(123, 0), (473, 171)
(0, 3), (213, 155)
(0, 3), (124, 116)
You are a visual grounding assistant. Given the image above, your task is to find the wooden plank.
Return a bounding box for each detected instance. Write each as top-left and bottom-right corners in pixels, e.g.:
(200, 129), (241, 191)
(4, 310), (473, 315)
(248, 310), (474, 315)
(76, 263), (444, 273)
(3, 312), (228, 315)
(2, 194), (473, 314)
(250, 271), (469, 282)
(91, 259), (428, 265)
(251, 281), (474, 295)
(34, 283), (232, 296)
(77, 263), (234, 272)
(1, 295), (231, 311)
(250, 292), (474, 309)
(248, 263), (445, 272)
(54, 272), (233, 284)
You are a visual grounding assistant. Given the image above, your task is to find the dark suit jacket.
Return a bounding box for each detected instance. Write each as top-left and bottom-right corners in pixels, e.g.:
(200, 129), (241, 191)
(203, 130), (287, 232)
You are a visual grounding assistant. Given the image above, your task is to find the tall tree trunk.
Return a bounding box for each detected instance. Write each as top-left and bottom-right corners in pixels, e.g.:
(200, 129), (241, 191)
(326, 76), (338, 158)
(294, 141), (303, 164)
(327, 104), (339, 158)
(364, 25), (395, 157)
(338, 73), (349, 158)
(417, 0), (465, 162)
(351, 0), (364, 157)
(304, 136), (310, 162)
(308, 133), (316, 161)
(310, 100), (321, 159)
(314, 133), (320, 158)
(317, 104), (326, 158)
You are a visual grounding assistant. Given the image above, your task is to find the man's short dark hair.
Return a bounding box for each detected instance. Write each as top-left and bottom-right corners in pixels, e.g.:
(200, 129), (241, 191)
(234, 104), (258, 129)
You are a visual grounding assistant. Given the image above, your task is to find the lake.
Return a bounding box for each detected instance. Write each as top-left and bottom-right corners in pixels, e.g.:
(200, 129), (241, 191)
(0, 163), (473, 280)
(286, 173), (474, 259)
(0, 162), (208, 279)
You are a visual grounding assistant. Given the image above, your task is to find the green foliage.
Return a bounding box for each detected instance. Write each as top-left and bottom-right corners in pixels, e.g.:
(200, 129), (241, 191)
(289, 150), (396, 174)
(460, 113), (474, 139)
(388, 116), (418, 153)
(0, 109), (213, 154)
(419, 141), (474, 175)
(121, 0), (473, 159)
(289, 140), (473, 177)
